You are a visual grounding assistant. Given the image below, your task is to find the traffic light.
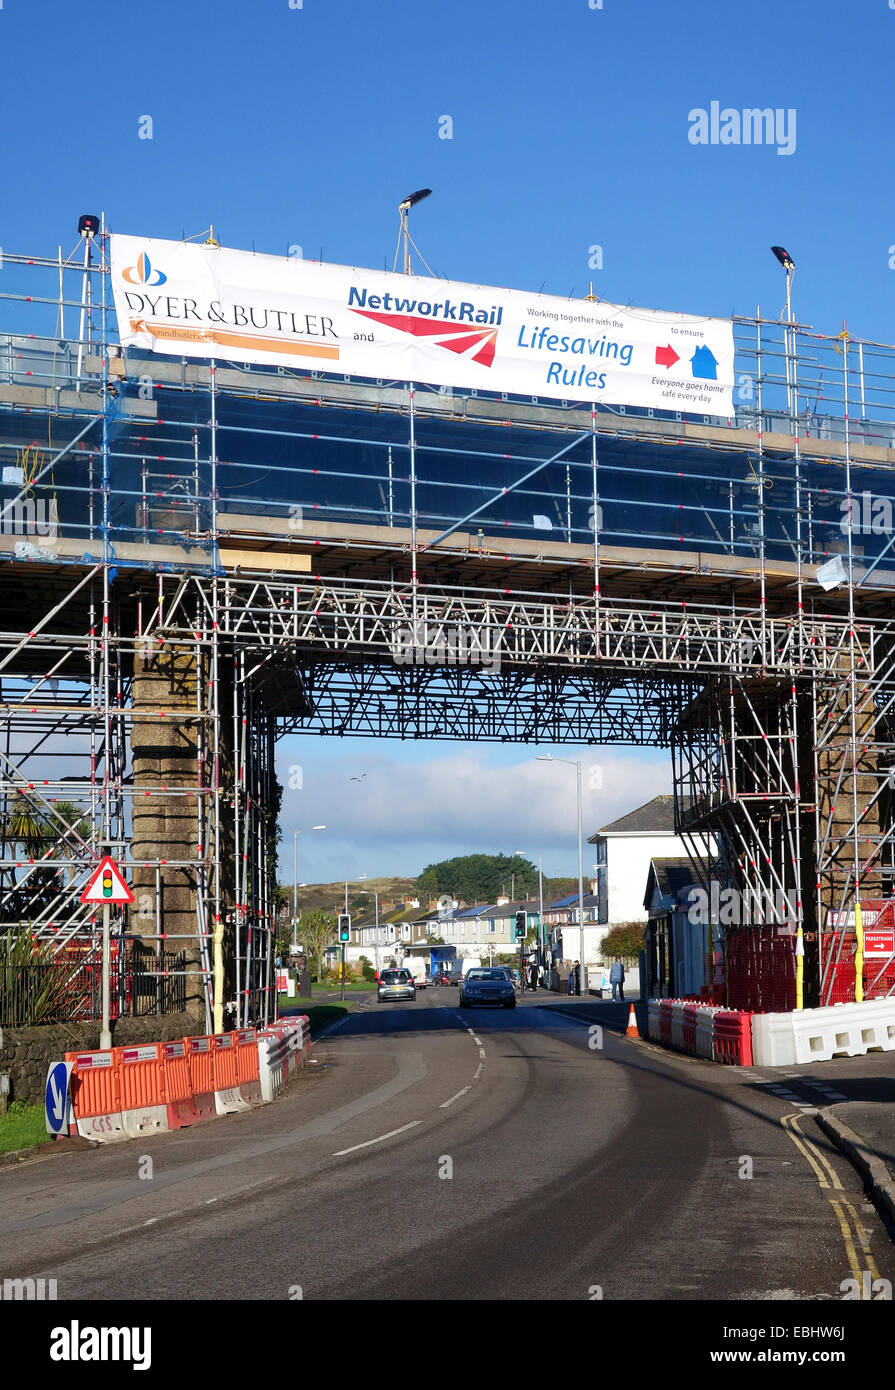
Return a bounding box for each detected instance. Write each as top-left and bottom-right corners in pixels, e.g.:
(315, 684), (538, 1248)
(102, 867), (114, 898)
(515, 910), (526, 940)
(338, 913), (351, 942)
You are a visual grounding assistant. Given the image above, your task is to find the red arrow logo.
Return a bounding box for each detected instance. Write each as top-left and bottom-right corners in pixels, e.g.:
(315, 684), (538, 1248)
(655, 344), (680, 369)
(353, 309), (499, 367)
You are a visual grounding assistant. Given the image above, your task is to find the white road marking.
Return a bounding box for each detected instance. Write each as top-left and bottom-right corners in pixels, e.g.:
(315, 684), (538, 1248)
(478, 1048), (486, 1058)
(440, 1087), (470, 1109)
(470, 1035), (482, 1045)
(332, 1120), (421, 1156)
(473, 1063), (484, 1080)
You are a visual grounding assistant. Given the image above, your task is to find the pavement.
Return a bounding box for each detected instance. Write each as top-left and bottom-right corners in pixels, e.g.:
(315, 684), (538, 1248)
(817, 1103), (895, 1229)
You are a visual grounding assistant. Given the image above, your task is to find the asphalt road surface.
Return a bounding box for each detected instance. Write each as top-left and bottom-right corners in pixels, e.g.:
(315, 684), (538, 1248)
(3, 988), (894, 1301)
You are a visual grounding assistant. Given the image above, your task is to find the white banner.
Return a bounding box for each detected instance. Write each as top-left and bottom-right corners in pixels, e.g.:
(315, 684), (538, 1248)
(110, 234), (736, 413)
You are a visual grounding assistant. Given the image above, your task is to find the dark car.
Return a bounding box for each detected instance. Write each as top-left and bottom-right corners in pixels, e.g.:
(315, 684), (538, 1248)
(459, 967), (516, 1009)
(377, 968), (416, 1002)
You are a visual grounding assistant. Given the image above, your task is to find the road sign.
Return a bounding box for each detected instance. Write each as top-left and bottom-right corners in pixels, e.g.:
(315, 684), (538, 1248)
(45, 1060), (72, 1135)
(864, 929), (895, 958)
(79, 855), (134, 906)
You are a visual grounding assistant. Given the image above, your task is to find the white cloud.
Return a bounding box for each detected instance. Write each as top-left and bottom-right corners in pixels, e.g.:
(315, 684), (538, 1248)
(277, 743), (672, 873)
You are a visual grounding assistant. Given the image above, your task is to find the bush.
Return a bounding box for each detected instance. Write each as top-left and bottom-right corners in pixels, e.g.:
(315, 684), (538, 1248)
(600, 922), (646, 967)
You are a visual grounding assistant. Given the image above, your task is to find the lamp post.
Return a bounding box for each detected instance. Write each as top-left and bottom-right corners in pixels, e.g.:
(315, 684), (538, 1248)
(291, 885), (307, 954)
(513, 849), (529, 990)
(771, 245), (796, 422)
(292, 825), (325, 943)
(538, 755), (585, 994)
(398, 188), (432, 275)
(292, 826), (324, 997)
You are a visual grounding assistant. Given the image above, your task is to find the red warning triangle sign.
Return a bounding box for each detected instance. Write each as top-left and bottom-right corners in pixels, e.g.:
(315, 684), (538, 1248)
(80, 854), (135, 905)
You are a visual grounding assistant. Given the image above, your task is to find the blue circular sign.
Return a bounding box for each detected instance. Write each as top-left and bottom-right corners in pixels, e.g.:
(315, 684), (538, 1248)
(45, 1061), (71, 1135)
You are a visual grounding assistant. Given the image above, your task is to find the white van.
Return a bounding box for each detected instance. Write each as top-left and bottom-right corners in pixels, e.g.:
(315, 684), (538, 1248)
(402, 957), (428, 989)
(449, 956), (482, 984)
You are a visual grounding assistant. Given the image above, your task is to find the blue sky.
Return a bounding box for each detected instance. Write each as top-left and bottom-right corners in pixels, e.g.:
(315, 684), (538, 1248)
(3, 0), (893, 883)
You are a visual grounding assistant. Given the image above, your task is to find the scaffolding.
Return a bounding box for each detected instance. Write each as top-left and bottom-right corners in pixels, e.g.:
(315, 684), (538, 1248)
(1, 224), (894, 1024)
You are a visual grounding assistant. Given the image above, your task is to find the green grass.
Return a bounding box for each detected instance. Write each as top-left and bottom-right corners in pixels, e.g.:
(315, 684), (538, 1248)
(281, 1003), (350, 1035)
(0, 1101), (50, 1155)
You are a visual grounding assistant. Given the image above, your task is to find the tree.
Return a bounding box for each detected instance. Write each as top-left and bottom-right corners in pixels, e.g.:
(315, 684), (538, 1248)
(417, 853), (539, 904)
(600, 922), (646, 966)
(298, 909), (337, 976)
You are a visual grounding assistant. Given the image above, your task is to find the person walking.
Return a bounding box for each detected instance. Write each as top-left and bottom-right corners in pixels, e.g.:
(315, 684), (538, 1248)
(610, 957), (625, 1002)
(529, 960), (539, 991)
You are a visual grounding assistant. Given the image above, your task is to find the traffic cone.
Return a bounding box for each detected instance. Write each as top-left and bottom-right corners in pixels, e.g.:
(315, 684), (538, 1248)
(626, 1004), (639, 1038)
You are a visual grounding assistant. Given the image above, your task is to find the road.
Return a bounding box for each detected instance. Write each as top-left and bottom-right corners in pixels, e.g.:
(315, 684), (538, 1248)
(2, 988), (894, 1301)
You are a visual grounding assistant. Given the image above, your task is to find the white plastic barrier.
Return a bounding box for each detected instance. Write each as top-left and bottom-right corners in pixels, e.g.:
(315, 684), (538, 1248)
(647, 999), (663, 1042)
(257, 1017), (309, 1098)
(751, 1011), (798, 1067)
(791, 998), (895, 1065)
(695, 1006), (721, 1061)
(670, 1000), (688, 1051)
(257, 1030), (287, 1102)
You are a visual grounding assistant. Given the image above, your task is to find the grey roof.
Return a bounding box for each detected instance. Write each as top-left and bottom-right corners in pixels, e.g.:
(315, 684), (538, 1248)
(643, 856), (697, 910)
(589, 794), (691, 840)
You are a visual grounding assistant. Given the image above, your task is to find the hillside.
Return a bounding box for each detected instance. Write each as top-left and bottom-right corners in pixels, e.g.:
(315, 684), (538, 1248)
(280, 873), (580, 917)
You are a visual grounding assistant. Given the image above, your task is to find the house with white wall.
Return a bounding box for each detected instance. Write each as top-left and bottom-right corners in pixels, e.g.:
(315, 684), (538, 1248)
(588, 795), (711, 934)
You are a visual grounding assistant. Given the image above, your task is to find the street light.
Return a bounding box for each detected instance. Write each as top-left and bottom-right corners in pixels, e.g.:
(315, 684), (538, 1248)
(292, 825), (326, 943)
(537, 755), (586, 994)
(513, 850), (528, 990)
(398, 188), (431, 275)
(771, 245), (796, 419)
(291, 886), (307, 953)
(291, 826), (324, 998)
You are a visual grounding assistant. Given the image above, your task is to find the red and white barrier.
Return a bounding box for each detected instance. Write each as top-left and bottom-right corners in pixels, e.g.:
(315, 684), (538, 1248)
(212, 1032), (250, 1114)
(118, 1043), (169, 1139)
(53, 1014), (313, 1144)
(64, 1050), (126, 1143)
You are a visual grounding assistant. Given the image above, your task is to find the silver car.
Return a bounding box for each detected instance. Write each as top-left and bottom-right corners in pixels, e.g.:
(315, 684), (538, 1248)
(459, 967), (516, 1009)
(378, 968), (416, 1002)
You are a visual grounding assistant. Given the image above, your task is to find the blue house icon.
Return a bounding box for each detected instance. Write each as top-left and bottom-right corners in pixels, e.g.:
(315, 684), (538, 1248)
(691, 345), (718, 380)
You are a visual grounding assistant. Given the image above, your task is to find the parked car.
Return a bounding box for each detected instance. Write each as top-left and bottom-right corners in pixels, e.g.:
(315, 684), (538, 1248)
(459, 967), (516, 1009)
(377, 968), (416, 1003)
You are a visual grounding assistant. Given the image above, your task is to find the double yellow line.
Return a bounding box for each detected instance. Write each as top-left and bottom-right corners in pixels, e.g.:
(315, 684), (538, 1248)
(781, 1112), (881, 1292)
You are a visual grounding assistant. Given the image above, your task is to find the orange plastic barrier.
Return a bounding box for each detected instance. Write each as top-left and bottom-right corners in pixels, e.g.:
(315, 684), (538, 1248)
(116, 1043), (168, 1138)
(163, 1040), (200, 1128)
(64, 1050), (125, 1142)
(185, 1035), (216, 1119)
(212, 1031), (248, 1114)
(234, 1028), (261, 1103)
